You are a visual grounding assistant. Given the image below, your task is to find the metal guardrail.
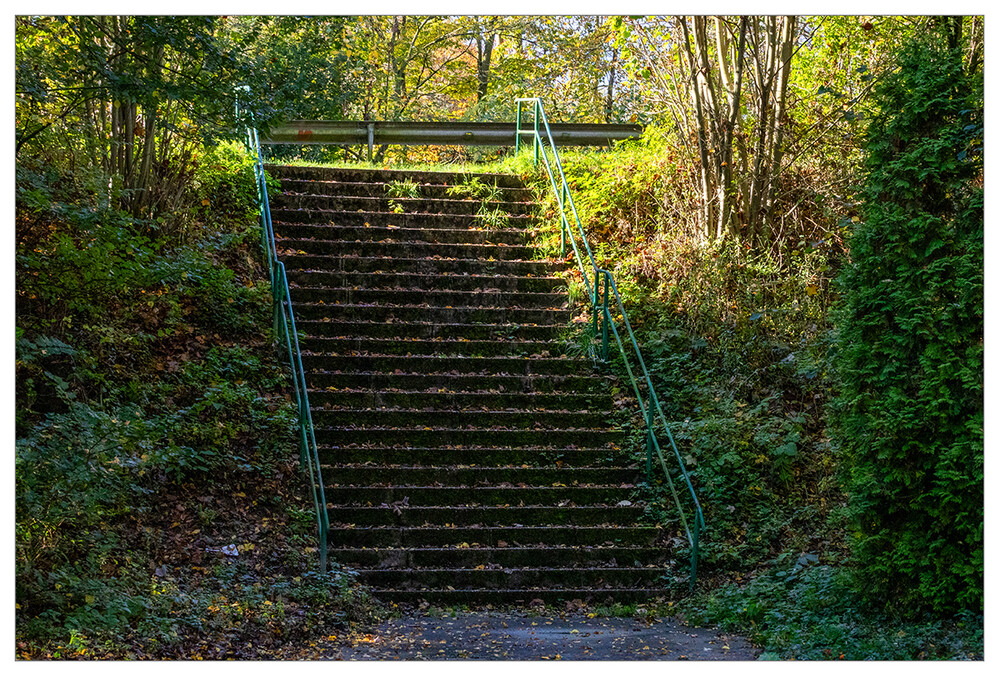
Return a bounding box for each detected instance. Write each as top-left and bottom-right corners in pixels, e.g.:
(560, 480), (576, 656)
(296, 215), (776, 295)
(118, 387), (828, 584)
(516, 97), (705, 588)
(262, 120), (643, 158)
(247, 127), (329, 572)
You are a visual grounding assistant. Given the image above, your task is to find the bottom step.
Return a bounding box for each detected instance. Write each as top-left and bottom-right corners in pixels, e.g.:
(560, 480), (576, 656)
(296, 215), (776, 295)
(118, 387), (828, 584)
(369, 588), (667, 604)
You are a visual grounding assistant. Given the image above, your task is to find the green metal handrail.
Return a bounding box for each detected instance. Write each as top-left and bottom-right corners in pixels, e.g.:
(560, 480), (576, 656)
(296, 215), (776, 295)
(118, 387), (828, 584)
(516, 97), (705, 588)
(247, 127), (329, 572)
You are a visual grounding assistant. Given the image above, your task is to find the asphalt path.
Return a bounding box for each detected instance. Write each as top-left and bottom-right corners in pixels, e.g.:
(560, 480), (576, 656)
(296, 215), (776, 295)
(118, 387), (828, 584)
(330, 610), (757, 660)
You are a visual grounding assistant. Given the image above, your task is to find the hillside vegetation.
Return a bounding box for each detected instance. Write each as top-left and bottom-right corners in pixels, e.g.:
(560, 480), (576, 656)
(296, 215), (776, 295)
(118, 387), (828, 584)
(15, 14), (983, 660)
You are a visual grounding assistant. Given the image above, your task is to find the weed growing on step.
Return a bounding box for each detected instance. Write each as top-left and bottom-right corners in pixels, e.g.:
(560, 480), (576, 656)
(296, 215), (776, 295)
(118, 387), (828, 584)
(385, 178), (421, 199)
(476, 203), (509, 229)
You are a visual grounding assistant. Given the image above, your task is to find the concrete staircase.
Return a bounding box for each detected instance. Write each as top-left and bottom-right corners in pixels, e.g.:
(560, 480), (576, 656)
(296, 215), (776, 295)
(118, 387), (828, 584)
(268, 164), (665, 603)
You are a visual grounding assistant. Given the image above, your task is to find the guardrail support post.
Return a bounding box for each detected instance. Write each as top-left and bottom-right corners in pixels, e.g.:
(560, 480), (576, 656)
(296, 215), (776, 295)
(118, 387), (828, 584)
(601, 274), (610, 361)
(533, 101), (540, 164)
(560, 183), (568, 257)
(690, 518), (700, 590)
(646, 411), (654, 481)
(367, 123), (375, 162)
(515, 101), (522, 154)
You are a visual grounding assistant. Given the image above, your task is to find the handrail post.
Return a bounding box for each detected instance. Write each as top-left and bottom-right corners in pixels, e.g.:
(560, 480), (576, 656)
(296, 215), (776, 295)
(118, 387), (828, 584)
(690, 517), (700, 590)
(646, 410), (654, 481)
(533, 101), (540, 164)
(560, 183), (567, 257)
(515, 100), (522, 154)
(592, 268), (600, 348)
(601, 272), (610, 361)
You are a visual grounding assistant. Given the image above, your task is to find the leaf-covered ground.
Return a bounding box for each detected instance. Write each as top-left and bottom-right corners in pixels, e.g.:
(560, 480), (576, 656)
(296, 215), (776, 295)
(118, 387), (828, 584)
(321, 609), (757, 661)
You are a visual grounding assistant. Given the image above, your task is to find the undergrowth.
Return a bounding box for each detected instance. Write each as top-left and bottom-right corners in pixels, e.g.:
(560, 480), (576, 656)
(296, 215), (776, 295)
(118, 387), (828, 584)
(15, 140), (374, 659)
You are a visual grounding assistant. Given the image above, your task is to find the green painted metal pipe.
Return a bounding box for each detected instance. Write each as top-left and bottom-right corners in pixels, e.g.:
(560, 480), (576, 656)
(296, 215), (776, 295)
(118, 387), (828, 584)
(517, 97), (705, 589)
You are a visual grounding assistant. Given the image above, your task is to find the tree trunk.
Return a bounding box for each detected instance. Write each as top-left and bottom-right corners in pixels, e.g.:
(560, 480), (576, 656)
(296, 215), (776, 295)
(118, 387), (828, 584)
(476, 30), (496, 102)
(605, 46), (618, 122)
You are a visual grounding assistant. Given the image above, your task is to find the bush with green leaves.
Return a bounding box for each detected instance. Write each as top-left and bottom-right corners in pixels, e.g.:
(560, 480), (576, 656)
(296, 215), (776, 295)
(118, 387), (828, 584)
(190, 140), (259, 226)
(683, 558), (984, 660)
(831, 34), (983, 614)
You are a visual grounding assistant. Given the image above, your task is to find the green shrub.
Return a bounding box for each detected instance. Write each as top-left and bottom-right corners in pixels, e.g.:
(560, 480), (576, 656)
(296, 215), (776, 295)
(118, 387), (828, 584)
(831, 35), (983, 614)
(190, 140), (259, 226)
(684, 560), (984, 659)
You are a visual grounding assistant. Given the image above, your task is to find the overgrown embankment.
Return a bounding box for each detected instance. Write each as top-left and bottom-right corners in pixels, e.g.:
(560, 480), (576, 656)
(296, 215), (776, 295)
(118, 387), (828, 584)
(511, 51), (982, 655)
(15, 142), (373, 659)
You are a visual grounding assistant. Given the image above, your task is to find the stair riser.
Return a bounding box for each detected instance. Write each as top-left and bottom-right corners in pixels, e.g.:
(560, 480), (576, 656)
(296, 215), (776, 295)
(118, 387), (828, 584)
(281, 254), (553, 276)
(326, 467), (637, 485)
(320, 448), (627, 467)
(327, 506), (643, 527)
(277, 237), (536, 260)
(286, 271), (565, 293)
(313, 428), (623, 448)
(307, 372), (605, 394)
(272, 209), (532, 229)
(326, 486), (632, 507)
(310, 409), (613, 429)
(276, 178), (533, 202)
(300, 338), (567, 358)
(304, 355), (583, 375)
(332, 547), (663, 569)
(275, 223), (531, 245)
(267, 164), (526, 188)
(325, 526), (655, 548)
(297, 321), (564, 341)
(308, 391), (612, 410)
(273, 194), (534, 216)
(289, 287), (567, 309)
(357, 568), (664, 589)
(295, 305), (571, 325)
(366, 588), (666, 604)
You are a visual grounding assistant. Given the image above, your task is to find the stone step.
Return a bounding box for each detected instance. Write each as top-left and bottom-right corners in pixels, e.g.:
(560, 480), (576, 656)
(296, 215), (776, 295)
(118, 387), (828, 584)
(296, 320), (565, 341)
(276, 178), (534, 202)
(266, 164), (527, 189)
(271, 208), (533, 230)
(312, 426), (624, 449)
(289, 286), (568, 310)
(366, 587), (664, 604)
(280, 254), (554, 277)
(299, 337), (568, 358)
(325, 465), (637, 486)
(286, 270), (565, 293)
(319, 447), (628, 467)
(275, 236), (537, 261)
(310, 408), (615, 430)
(326, 505), (643, 527)
(325, 485), (635, 507)
(306, 371), (605, 394)
(293, 303), (572, 325)
(273, 193), (534, 216)
(308, 390), (612, 410)
(355, 567), (664, 590)
(274, 222), (531, 245)
(325, 525), (656, 548)
(330, 545), (661, 569)
(303, 354), (587, 376)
